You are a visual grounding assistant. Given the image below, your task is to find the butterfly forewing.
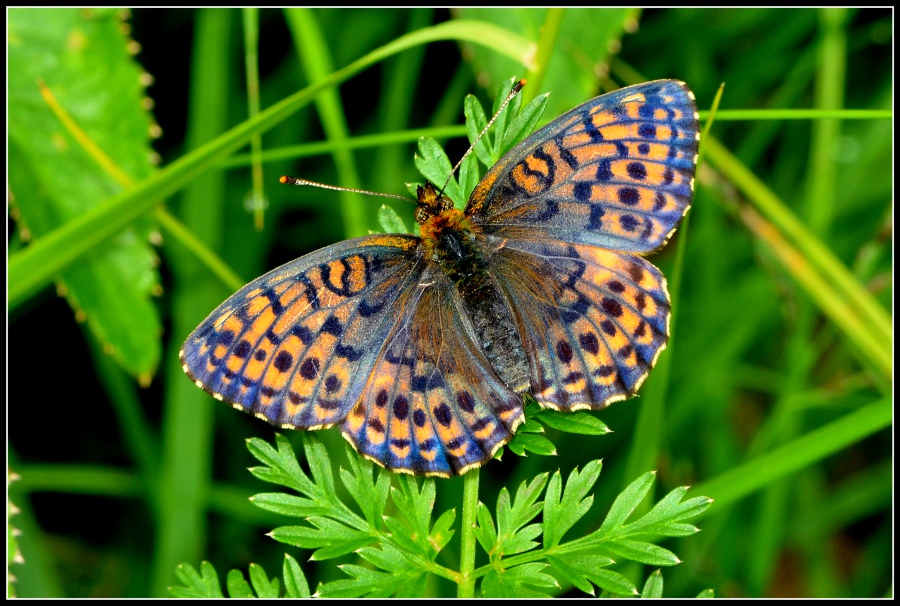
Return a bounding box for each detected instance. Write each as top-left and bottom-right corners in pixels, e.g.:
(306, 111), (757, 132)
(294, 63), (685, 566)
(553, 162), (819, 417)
(466, 80), (698, 254)
(180, 235), (423, 429)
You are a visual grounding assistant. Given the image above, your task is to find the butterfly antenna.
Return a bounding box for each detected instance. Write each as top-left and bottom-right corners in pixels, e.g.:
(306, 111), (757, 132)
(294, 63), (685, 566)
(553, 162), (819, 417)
(439, 78), (527, 198)
(279, 176), (414, 203)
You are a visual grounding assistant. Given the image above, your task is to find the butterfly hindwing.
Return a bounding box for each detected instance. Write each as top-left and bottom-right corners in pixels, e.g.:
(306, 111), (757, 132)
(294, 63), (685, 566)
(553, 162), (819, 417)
(342, 264), (524, 477)
(467, 80), (699, 254)
(180, 235), (423, 429)
(485, 236), (670, 410)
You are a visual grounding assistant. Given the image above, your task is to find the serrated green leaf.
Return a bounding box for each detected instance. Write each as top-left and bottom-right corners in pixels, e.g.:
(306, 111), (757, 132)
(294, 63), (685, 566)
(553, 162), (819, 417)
(249, 492), (328, 518)
(302, 434), (336, 498)
(246, 435), (311, 494)
(499, 92), (549, 156)
(604, 539), (680, 567)
(357, 543), (415, 572)
(429, 508), (457, 554)
(599, 471), (656, 536)
(495, 474), (547, 556)
(226, 569), (254, 598)
(640, 569), (664, 598)
(488, 77), (522, 152)
(586, 567), (639, 596)
(475, 501), (498, 557)
(517, 419), (545, 434)
(464, 94), (492, 167)
(546, 555), (596, 595)
(511, 432), (557, 456)
(283, 553), (310, 598)
(482, 563), (558, 598)
(170, 561), (224, 598)
(502, 522), (543, 555)
(394, 574), (428, 598)
(320, 563), (425, 598)
(458, 149), (480, 203)
(506, 439), (525, 456)
(414, 137), (462, 206)
(382, 515), (423, 555)
(547, 554), (617, 597)
(8, 8), (161, 379)
(654, 522), (701, 537)
(620, 489), (711, 537)
(271, 518), (374, 559)
(536, 409), (610, 435)
(340, 447), (391, 529)
(391, 475), (435, 554)
(377, 204), (410, 234)
(248, 562), (280, 598)
(543, 460), (601, 549)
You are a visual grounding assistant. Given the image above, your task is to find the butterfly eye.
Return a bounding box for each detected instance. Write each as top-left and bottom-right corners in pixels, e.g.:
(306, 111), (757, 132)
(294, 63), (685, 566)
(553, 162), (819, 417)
(440, 196), (454, 212)
(415, 205), (430, 224)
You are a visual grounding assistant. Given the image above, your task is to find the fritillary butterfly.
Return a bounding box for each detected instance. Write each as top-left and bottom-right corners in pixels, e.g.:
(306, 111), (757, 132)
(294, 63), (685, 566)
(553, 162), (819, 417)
(181, 80), (700, 477)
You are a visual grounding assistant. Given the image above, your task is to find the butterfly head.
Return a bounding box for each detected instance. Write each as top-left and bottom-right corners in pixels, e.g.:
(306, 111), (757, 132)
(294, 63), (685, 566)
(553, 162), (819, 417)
(414, 182), (455, 224)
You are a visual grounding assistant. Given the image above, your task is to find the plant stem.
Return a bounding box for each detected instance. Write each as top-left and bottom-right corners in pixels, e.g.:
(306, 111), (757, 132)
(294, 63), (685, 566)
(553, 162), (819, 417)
(458, 469), (480, 598)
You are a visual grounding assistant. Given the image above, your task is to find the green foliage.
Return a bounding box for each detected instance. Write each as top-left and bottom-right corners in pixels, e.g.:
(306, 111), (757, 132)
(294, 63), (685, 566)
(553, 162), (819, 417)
(8, 8), (161, 380)
(169, 435), (710, 597)
(170, 556), (310, 598)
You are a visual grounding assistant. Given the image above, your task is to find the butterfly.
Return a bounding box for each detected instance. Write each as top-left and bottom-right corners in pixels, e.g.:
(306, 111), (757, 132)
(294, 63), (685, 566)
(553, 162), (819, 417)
(181, 79), (699, 477)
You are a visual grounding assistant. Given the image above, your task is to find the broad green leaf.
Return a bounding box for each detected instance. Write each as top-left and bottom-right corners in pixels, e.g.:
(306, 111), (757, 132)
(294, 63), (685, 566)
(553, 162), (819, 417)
(382, 515), (424, 555)
(8, 8), (161, 379)
(620, 487), (711, 536)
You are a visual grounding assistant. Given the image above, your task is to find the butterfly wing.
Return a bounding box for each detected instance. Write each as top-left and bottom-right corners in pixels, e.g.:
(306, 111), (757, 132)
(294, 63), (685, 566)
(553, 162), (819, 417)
(484, 237), (670, 410)
(466, 80), (698, 254)
(181, 235), (425, 430)
(342, 262), (524, 477)
(181, 234), (523, 476)
(466, 80), (699, 409)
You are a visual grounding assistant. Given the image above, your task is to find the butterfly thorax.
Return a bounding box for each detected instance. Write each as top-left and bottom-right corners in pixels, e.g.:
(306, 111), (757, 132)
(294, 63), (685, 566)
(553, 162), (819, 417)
(415, 184), (530, 394)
